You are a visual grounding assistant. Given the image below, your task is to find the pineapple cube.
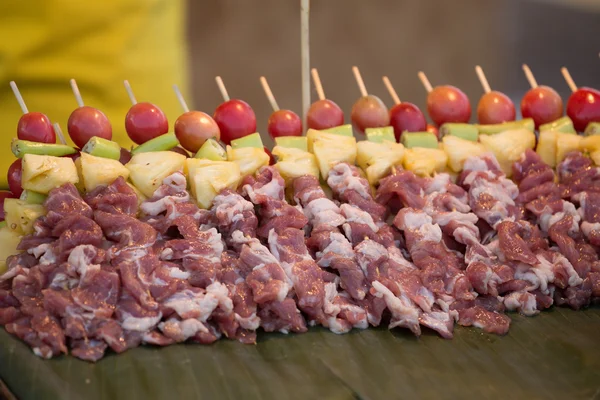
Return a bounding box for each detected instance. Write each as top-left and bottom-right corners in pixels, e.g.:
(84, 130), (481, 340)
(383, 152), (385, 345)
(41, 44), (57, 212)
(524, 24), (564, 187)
(226, 146), (270, 178)
(556, 132), (582, 164)
(0, 227), (22, 275)
(272, 146), (319, 182)
(4, 198), (45, 235)
(312, 132), (357, 179)
(307, 128), (353, 153)
(536, 130), (559, 168)
(479, 129), (536, 177)
(186, 159), (241, 209)
(21, 154), (79, 194)
(126, 151), (186, 197)
(403, 148), (448, 177)
(579, 135), (600, 153)
(590, 150), (600, 166)
(79, 153), (130, 192)
(442, 135), (487, 172)
(356, 140), (405, 185)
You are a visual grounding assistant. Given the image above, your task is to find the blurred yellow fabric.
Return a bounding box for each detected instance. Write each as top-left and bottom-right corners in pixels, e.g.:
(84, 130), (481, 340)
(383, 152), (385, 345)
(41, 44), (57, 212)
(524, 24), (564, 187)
(0, 0), (190, 189)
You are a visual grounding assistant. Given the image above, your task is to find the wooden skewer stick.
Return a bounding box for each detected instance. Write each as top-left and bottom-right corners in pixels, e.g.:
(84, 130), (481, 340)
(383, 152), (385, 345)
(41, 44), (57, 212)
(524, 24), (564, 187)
(53, 123), (67, 145)
(382, 76), (401, 105)
(352, 66), (368, 97)
(417, 71), (433, 93)
(70, 79), (85, 108)
(172, 84), (190, 113)
(522, 64), (538, 89)
(215, 76), (230, 102)
(9, 81), (29, 114)
(561, 67), (578, 93)
(259, 76), (280, 112)
(300, 0), (311, 123)
(475, 65), (492, 93)
(123, 80), (137, 105)
(311, 68), (326, 101)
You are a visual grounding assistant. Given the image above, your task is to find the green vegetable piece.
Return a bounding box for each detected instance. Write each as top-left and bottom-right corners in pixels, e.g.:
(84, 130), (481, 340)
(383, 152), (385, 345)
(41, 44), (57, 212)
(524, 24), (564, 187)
(400, 132), (439, 149)
(365, 126), (395, 143)
(230, 133), (264, 149)
(274, 136), (308, 151)
(19, 190), (47, 205)
(439, 123), (479, 142)
(11, 139), (77, 159)
(584, 122), (600, 136)
(476, 118), (535, 135)
(0, 221), (6, 229)
(539, 116), (576, 134)
(82, 136), (121, 160)
(195, 138), (227, 161)
(131, 132), (179, 155)
(321, 124), (353, 137)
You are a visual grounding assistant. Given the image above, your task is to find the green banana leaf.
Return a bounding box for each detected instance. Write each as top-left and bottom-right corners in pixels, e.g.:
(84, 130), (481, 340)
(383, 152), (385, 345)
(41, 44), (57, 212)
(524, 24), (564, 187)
(1, 306), (599, 400)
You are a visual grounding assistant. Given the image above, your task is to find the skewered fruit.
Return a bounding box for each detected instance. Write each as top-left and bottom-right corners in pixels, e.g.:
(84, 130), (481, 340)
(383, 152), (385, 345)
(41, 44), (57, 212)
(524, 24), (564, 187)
(213, 100), (257, 145)
(478, 129), (536, 176)
(350, 95), (389, 134)
(566, 87), (600, 132)
(403, 148), (447, 177)
(272, 146), (319, 182)
(442, 135), (486, 172)
(21, 154), (79, 194)
(126, 151), (186, 197)
(521, 85), (563, 129)
(306, 99), (344, 130)
(311, 131), (357, 179)
(174, 111), (220, 153)
(426, 85), (471, 126)
(125, 102), (169, 145)
(185, 159), (241, 209)
(79, 153), (130, 192)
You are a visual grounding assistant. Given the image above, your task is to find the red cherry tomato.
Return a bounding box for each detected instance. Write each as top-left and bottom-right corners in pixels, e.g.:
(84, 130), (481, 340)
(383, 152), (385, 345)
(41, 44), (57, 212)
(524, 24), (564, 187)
(213, 100), (257, 145)
(7, 159), (23, 197)
(174, 111), (220, 153)
(0, 191), (16, 221)
(389, 102), (427, 142)
(477, 91), (516, 125)
(125, 102), (169, 145)
(351, 95), (389, 134)
(566, 87), (600, 132)
(267, 110), (302, 139)
(306, 99), (344, 130)
(17, 112), (56, 143)
(67, 106), (113, 148)
(426, 85), (471, 126)
(520, 86), (563, 129)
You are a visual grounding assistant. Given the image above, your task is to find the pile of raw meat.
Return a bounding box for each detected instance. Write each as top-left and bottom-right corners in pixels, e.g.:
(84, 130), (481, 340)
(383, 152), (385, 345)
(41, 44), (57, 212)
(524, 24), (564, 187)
(1, 149), (599, 362)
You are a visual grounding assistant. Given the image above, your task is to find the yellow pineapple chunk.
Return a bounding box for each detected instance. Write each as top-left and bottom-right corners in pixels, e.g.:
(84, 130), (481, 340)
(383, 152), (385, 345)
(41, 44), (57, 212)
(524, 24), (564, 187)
(442, 135), (487, 172)
(21, 154), (79, 194)
(0, 227), (22, 274)
(590, 150), (600, 166)
(272, 146), (319, 182)
(226, 146), (270, 178)
(556, 132), (582, 164)
(312, 132), (357, 179)
(4, 198), (45, 235)
(186, 159), (241, 209)
(79, 153), (130, 192)
(356, 140), (405, 185)
(579, 135), (600, 153)
(536, 130), (559, 167)
(479, 129), (536, 177)
(403, 148), (448, 177)
(126, 151), (186, 197)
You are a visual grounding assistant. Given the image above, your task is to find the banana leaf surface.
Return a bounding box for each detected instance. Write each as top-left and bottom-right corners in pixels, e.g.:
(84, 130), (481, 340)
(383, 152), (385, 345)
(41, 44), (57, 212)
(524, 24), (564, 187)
(1, 306), (599, 400)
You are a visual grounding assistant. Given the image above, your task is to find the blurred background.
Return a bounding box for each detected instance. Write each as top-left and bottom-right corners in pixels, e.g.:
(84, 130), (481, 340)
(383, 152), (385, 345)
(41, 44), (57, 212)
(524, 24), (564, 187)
(187, 0), (600, 145)
(1, 0), (599, 148)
